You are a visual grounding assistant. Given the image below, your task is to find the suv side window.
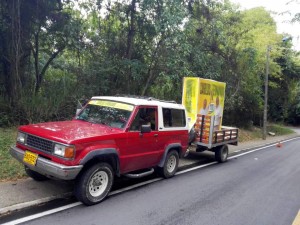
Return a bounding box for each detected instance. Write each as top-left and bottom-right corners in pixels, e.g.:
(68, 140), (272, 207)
(163, 108), (186, 127)
(129, 107), (157, 131)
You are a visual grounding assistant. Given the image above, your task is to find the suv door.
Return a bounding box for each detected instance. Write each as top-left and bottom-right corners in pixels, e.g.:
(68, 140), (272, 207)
(120, 106), (161, 172)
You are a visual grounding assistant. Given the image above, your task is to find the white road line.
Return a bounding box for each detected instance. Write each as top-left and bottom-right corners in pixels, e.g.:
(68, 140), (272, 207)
(229, 136), (300, 160)
(176, 162), (217, 175)
(109, 178), (162, 196)
(2, 178), (164, 225)
(4, 136), (300, 225)
(2, 202), (82, 225)
(0, 193), (73, 215)
(229, 144), (276, 159)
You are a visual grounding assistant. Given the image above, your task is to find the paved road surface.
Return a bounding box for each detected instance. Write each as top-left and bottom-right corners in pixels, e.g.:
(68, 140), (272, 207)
(5, 138), (300, 225)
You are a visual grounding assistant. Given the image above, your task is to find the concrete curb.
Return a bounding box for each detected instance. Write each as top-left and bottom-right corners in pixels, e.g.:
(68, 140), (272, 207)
(1, 134), (299, 215)
(0, 192), (72, 216)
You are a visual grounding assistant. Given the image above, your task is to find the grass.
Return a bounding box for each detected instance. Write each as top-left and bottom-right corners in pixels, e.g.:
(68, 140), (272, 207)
(267, 124), (295, 136)
(0, 124), (296, 181)
(239, 126), (262, 142)
(238, 124), (295, 142)
(0, 128), (26, 181)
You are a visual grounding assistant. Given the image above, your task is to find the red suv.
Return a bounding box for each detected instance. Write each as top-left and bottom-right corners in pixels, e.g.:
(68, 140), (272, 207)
(10, 96), (189, 205)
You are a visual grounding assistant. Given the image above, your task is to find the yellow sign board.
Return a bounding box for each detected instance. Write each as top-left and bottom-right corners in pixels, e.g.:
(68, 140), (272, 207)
(89, 100), (134, 111)
(182, 77), (226, 131)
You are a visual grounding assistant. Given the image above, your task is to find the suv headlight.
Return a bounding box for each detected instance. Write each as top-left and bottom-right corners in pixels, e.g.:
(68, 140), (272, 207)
(17, 132), (26, 144)
(54, 144), (75, 159)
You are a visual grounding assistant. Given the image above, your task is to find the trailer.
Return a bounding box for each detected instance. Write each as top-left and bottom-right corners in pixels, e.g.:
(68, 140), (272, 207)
(182, 77), (238, 162)
(191, 114), (238, 162)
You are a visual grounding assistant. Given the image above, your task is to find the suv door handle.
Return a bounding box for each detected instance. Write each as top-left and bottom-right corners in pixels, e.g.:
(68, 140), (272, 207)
(154, 134), (158, 137)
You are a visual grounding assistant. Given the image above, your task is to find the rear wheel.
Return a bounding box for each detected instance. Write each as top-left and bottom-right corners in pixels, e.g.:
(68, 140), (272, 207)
(158, 150), (179, 178)
(74, 163), (113, 206)
(215, 144), (228, 163)
(25, 166), (49, 181)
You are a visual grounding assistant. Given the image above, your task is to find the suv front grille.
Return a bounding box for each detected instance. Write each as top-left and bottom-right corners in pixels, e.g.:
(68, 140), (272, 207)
(26, 135), (53, 153)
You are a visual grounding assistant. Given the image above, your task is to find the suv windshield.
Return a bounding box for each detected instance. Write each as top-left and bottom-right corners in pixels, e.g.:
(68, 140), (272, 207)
(76, 100), (134, 129)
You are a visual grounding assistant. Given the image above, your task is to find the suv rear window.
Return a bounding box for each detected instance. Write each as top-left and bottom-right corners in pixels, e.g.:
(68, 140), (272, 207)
(162, 108), (186, 127)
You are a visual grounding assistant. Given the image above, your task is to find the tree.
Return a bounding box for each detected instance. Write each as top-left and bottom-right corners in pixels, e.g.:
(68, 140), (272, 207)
(1, 0), (299, 127)
(29, 1), (82, 94)
(0, 0), (32, 105)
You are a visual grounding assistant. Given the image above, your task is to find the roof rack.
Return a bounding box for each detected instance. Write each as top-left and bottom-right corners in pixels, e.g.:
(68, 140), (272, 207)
(147, 97), (177, 104)
(116, 94), (177, 104)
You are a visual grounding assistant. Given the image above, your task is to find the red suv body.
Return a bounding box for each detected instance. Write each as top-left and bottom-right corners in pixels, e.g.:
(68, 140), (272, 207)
(11, 96), (189, 205)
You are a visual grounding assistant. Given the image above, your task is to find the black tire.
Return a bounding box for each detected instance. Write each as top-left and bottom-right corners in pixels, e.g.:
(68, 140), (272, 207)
(25, 166), (49, 181)
(74, 163), (114, 206)
(188, 128), (196, 144)
(158, 150), (179, 178)
(215, 144), (229, 163)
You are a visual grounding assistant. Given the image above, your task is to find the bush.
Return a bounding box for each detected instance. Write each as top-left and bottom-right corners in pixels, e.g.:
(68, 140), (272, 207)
(0, 128), (26, 180)
(0, 98), (13, 127)
(267, 124), (295, 135)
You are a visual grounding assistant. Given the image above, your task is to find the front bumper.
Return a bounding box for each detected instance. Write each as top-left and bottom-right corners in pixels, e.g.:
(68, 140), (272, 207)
(10, 146), (83, 180)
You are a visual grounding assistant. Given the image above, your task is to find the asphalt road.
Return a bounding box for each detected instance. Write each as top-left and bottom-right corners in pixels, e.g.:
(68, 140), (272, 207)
(5, 138), (300, 225)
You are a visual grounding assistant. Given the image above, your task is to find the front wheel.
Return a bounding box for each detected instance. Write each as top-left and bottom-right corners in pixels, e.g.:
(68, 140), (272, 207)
(74, 163), (114, 206)
(158, 150), (179, 178)
(215, 144), (229, 163)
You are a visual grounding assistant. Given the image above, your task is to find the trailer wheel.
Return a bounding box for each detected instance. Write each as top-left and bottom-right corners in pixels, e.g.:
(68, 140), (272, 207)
(158, 150), (179, 178)
(74, 163), (114, 206)
(215, 144), (228, 163)
(188, 128), (196, 144)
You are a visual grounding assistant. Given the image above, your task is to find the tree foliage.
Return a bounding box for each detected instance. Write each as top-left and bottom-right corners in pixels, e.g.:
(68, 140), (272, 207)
(0, 0), (299, 127)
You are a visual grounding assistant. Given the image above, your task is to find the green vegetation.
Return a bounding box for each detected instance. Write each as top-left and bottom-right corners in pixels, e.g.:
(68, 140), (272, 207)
(0, 128), (26, 181)
(267, 124), (295, 136)
(0, 0), (300, 127)
(238, 125), (295, 142)
(238, 127), (263, 142)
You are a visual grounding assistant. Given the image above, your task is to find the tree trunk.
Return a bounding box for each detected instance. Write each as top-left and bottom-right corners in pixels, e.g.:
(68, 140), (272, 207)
(141, 39), (164, 96)
(31, 22), (65, 94)
(34, 46), (64, 94)
(8, 0), (23, 105)
(32, 32), (39, 94)
(125, 0), (136, 93)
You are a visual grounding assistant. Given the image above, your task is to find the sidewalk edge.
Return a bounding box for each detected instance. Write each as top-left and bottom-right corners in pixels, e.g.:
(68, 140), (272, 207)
(0, 192), (72, 216)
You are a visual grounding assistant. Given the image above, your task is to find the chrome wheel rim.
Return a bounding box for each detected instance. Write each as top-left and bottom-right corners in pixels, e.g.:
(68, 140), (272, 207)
(88, 171), (108, 197)
(167, 155), (176, 173)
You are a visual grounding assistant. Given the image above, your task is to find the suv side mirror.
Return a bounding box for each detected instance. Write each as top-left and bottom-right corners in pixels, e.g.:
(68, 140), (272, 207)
(141, 125), (151, 133)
